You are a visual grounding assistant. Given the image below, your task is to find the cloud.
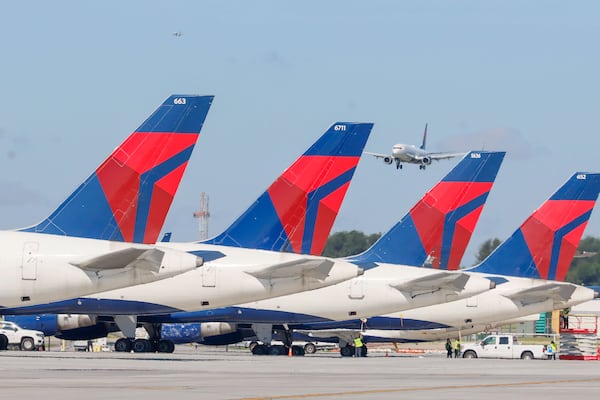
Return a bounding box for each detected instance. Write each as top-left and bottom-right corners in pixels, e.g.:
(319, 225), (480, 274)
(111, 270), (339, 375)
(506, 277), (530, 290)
(435, 127), (535, 160)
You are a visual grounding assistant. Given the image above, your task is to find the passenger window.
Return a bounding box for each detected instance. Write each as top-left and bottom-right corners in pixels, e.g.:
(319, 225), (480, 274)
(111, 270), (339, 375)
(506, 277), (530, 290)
(499, 337), (509, 345)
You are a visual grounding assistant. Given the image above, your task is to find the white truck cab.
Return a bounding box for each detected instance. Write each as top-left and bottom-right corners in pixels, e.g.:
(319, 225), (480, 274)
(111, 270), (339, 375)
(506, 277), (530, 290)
(0, 320), (45, 351)
(461, 334), (547, 360)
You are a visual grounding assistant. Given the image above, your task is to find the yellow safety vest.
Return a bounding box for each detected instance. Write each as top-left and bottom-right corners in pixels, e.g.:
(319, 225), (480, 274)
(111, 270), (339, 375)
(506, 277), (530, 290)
(354, 337), (363, 347)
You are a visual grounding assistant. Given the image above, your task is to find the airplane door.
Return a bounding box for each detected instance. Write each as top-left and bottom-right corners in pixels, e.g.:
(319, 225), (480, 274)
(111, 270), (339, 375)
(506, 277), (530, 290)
(21, 242), (39, 280)
(202, 265), (216, 287)
(348, 280), (364, 299)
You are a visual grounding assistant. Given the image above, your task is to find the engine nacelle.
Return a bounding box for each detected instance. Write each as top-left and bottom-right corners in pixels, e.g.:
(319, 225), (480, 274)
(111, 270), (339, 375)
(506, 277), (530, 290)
(57, 314), (97, 331)
(421, 156), (432, 165)
(200, 322), (237, 338)
(383, 156), (394, 165)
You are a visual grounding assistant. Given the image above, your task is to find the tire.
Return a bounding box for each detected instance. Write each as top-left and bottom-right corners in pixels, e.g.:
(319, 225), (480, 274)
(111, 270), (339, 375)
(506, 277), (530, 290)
(251, 344), (268, 355)
(269, 345), (287, 356)
(157, 340), (175, 353)
(114, 338), (133, 352)
(292, 345), (305, 356)
(133, 339), (151, 353)
(304, 342), (317, 354)
(521, 351), (534, 360)
(248, 341), (258, 352)
(0, 335), (8, 351)
(340, 345), (354, 357)
(462, 350), (477, 359)
(20, 337), (35, 351)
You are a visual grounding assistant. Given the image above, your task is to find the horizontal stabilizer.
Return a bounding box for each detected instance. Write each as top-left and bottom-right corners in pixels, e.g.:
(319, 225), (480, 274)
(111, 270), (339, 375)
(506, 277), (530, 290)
(246, 258), (335, 280)
(390, 271), (470, 293)
(503, 283), (577, 306)
(71, 248), (166, 273)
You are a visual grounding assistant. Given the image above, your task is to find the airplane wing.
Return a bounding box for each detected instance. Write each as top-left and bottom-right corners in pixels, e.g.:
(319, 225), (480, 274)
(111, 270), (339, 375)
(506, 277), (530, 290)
(389, 271), (470, 295)
(246, 258), (335, 280)
(428, 152), (467, 161)
(364, 151), (393, 160)
(502, 283), (577, 306)
(70, 248), (167, 273)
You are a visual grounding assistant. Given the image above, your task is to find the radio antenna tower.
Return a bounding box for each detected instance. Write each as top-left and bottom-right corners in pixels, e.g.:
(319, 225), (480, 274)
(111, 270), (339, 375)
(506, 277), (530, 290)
(193, 192), (210, 240)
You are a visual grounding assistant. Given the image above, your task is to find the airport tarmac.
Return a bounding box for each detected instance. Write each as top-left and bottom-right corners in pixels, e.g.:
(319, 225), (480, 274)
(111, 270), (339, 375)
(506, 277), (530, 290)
(1, 347), (599, 400)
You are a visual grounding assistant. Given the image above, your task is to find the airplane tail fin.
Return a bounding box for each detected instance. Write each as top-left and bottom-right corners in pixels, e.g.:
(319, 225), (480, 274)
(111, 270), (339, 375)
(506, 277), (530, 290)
(350, 151), (505, 269)
(20, 95), (214, 244)
(420, 123), (428, 150)
(204, 122), (374, 255)
(470, 173), (600, 281)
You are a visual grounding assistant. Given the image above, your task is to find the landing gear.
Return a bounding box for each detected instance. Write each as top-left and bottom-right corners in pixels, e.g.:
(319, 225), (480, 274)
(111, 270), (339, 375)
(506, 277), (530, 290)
(114, 337), (175, 353)
(419, 164), (426, 170)
(250, 343), (306, 356)
(396, 160), (403, 169)
(114, 338), (133, 352)
(340, 344), (368, 357)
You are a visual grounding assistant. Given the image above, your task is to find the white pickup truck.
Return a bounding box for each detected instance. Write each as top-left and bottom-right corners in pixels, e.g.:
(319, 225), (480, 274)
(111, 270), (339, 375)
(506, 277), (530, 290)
(0, 320), (45, 351)
(461, 335), (547, 360)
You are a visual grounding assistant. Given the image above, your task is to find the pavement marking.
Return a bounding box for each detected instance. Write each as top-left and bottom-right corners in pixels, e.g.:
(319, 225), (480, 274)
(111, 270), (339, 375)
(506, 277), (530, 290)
(238, 377), (600, 399)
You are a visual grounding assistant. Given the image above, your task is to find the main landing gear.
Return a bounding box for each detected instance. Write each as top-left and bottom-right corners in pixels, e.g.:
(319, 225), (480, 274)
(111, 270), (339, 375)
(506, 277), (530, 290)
(340, 344), (368, 357)
(114, 337), (176, 353)
(250, 343), (306, 356)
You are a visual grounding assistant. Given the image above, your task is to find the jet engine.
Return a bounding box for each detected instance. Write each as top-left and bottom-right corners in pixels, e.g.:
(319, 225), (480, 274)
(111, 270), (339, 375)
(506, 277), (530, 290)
(421, 156), (432, 165)
(383, 156), (393, 165)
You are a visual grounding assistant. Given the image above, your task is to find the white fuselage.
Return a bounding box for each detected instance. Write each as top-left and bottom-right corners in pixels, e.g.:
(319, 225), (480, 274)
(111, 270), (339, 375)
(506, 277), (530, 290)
(216, 264), (494, 321)
(391, 144), (427, 163)
(358, 274), (595, 342)
(80, 242), (363, 311)
(0, 231), (200, 308)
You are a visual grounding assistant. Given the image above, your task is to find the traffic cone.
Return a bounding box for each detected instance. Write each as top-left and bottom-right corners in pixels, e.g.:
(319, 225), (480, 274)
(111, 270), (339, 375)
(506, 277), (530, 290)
(288, 346), (292, 357)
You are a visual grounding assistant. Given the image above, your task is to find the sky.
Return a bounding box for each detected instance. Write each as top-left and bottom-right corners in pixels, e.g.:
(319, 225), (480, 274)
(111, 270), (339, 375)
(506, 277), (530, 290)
(1, 1), (599, 266)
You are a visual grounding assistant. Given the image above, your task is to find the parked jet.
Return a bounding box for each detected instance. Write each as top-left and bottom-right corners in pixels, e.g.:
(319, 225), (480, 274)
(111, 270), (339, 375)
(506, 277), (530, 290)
(301, 172), (600, 354)
(7, 151), (505, 353)
(366, 124), (463, 170)
(3, 122), (372, 352)
(0, 94), (213, 309)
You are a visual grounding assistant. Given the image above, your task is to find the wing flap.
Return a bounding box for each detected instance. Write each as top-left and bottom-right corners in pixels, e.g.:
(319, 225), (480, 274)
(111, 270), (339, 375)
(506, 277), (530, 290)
(390, 271), (470, 293)
(503, 283), (577, 305)
(246, 258), (334, 280)
(71, 247), (164, 273)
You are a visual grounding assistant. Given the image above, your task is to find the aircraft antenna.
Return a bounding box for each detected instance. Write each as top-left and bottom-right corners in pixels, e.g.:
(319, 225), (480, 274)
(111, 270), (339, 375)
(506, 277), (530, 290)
(193, 192), (210, 240)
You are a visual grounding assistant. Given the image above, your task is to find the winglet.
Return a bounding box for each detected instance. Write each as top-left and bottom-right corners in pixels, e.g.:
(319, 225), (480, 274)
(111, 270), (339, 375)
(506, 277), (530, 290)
(20, 95), (214, 243)
(420, 123), (428, 150)
(204, 122), (373, 255)
(470, 172), (600, 280)
(349, 151), (505, 269)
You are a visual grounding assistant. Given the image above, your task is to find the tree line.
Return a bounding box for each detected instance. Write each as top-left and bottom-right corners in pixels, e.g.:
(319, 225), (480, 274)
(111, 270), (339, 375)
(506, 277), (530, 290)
(323, 232), (600, 286)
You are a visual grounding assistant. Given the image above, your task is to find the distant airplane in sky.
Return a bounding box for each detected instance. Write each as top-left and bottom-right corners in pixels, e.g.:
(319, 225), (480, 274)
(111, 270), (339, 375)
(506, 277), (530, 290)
(172, 32), (182, 37)
(365, 124), (464, 170)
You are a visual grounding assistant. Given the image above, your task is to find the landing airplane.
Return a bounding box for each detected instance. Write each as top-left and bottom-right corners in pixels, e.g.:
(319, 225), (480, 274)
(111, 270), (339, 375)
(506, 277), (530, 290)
(0, 94), (214, 308)
(2, 122), (372, 353)
(7, 151), (505, 353)
(365, 124), (464, 170)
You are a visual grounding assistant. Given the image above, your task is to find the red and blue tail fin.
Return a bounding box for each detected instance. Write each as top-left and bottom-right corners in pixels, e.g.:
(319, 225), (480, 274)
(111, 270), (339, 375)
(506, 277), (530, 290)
(20, 95), (213, 244)
(350, 151), (505, 269)
(204, 122), (373, 255)
(470, 172), (600, 280)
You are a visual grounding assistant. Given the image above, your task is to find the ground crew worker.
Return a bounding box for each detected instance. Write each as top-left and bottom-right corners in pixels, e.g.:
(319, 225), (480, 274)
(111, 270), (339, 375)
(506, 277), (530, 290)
(454, 338), (461, 358)
(445, 338), (453, 358)
(549, 341), (557, 360)
(354, 335), (364, 357)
